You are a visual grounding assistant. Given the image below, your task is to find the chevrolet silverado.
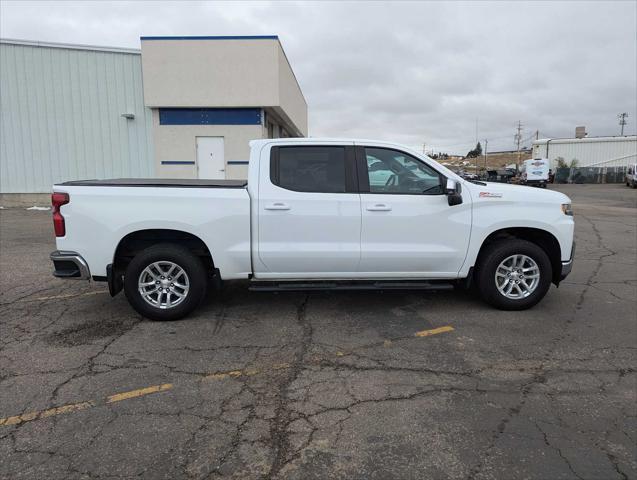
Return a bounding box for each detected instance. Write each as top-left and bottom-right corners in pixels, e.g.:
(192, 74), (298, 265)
(50, 139), (575, 320)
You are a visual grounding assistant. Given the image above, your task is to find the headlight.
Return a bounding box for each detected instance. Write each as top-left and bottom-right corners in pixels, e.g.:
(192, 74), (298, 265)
(561, 203), (573, 216)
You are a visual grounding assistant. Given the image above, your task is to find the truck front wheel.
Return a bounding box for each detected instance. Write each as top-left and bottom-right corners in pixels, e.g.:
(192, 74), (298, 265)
(476, 239), (552, 310)
(123, 244), (207, 321)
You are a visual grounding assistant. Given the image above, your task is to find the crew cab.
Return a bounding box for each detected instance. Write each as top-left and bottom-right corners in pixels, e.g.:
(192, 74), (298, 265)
(50, 139), (575, 320)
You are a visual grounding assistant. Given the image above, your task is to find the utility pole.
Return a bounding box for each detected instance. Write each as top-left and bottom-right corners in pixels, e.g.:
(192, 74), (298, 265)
(514, 120), (523, 172)
(618, 113), (628, 136)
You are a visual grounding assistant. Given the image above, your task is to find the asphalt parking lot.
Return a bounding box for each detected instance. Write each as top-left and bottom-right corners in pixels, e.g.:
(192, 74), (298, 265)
(1, 184), (636, 480)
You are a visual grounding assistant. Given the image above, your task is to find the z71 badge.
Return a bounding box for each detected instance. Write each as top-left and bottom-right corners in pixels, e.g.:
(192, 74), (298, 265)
(479, 191), (503, 198)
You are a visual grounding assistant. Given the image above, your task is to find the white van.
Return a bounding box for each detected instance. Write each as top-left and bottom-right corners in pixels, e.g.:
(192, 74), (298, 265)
(521, 158), (550, 188)
(626, 164), (637, 188)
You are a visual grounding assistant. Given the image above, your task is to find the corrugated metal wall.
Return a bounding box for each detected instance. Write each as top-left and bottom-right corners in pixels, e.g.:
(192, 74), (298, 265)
(0, 42), (154, 193)
(532, 137), (637, 168)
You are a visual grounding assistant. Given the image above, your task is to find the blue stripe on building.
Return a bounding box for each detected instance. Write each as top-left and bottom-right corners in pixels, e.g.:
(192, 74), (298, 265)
(159, 108), (262, 126)
(227, 161), (249, 165)
(161, 161), (196, 165)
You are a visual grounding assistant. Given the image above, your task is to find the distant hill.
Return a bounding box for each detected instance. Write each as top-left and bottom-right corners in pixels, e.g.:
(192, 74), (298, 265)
(443, 151), (532, 170)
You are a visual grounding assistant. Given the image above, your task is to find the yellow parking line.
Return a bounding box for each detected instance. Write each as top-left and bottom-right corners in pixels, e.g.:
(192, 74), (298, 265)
(106, 383), (173, 403)
(204, 369), (257, 380)
(0, 383), (172, 427)
(38, 401), (95, 418)
(1, 323), (454, 428)
(0, 400), (95, 427)
(414, 326), (455, 337)
(333, 328), (454, 359)
(203, 363), (290, 381)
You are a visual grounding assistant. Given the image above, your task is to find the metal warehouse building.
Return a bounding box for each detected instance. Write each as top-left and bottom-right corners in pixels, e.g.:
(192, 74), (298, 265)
(532, 135), (637, 169)
(0, 39), (154, 199)
(0, 36), (307, 204)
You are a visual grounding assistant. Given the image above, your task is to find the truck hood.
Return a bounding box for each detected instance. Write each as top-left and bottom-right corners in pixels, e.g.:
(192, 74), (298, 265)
(464, 181), (571, 205)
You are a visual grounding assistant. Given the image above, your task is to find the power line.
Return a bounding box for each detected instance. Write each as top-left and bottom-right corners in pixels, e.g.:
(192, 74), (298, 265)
(522, 131), (536, 143)
(429, 125), (540, 154)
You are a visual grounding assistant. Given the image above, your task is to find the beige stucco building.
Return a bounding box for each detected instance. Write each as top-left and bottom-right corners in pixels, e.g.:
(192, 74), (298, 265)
(141, 36), (307, 180)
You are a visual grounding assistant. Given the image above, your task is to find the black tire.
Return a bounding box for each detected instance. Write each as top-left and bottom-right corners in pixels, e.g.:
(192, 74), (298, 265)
(476, 239), (552, 310)
(124, 243), (208, 321)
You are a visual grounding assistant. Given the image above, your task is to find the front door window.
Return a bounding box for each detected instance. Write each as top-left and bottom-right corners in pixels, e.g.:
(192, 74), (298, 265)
(365, 148), (443, 195)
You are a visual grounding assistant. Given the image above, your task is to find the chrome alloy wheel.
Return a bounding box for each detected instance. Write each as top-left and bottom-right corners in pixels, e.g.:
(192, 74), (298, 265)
(495, 254), (540, 299)
(138, 261), (190, 309)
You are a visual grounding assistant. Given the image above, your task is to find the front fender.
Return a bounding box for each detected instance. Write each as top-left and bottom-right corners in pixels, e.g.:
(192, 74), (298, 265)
(459, 197), (574, 277)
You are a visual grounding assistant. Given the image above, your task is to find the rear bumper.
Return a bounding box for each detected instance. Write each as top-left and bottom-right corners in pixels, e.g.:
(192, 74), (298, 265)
(560, 242), (575, 280)
(50, 250), (90, 280)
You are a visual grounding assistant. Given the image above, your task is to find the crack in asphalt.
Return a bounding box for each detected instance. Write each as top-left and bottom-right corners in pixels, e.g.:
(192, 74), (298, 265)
(264, 293), (311, 479)
(465, 211), (628, 480)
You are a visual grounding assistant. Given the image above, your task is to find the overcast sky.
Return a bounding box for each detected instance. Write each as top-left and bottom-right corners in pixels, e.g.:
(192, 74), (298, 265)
(2, 1), (636, 154)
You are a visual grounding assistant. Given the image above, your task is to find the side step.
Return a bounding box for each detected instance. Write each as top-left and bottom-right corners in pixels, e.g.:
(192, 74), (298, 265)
(249, 280), (455, 292)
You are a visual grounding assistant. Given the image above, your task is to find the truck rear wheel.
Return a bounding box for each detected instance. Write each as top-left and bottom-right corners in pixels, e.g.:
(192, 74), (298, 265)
(124, 244), (207, 321)
(476, 239), (552, 310)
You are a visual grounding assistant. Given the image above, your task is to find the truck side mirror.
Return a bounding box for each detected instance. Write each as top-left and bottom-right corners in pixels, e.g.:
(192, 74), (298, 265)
(446, 178), (463, 206)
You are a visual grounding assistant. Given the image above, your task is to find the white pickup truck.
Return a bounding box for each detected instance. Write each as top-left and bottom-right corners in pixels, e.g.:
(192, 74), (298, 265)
(50, 138), (575, 320)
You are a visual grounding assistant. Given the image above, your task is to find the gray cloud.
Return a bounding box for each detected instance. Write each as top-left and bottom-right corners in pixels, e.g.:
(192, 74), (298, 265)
(2, 0), (635, 154)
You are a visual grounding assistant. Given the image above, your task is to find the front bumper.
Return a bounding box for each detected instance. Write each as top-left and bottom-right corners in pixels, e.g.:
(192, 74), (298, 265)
(560, 242), (575, 280)
(50, 250), (90, 280)
(525, 180), (547, 187)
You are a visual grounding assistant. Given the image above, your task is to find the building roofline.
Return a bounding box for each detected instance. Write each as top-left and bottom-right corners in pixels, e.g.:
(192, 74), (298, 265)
(140, 35), (278, 40)
(533, 135), (637, 144)
(0, 37), (141, 54)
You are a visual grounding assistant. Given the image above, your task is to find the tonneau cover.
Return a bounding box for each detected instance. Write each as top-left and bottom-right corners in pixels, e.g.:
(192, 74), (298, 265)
(56, 178), (247, 188)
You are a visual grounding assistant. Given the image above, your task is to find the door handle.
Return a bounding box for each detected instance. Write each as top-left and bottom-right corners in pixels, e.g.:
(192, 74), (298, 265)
(366, 203), (392, 211)
(264, 202), (291, 211)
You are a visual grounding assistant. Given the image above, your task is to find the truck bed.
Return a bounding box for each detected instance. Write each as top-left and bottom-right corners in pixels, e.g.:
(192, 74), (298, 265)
(56, 178), (247, 188)
(53, 179), (252, 279)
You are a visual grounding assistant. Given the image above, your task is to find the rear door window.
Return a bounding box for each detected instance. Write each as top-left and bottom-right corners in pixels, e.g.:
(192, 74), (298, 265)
(271, 146), (347, 193)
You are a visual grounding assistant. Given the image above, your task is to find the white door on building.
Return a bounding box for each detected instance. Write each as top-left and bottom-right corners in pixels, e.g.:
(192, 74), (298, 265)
(197, 137), (225, 179)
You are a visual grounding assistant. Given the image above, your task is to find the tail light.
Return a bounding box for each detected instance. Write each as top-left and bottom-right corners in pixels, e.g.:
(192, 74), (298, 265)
(51, 192), (69, 237)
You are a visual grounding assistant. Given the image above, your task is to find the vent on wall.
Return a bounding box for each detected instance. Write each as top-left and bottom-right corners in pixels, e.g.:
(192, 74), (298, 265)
(575, 126), (587, 138)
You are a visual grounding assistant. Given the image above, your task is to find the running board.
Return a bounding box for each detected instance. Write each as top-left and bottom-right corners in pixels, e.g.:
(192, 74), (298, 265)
(249, 280), (455, 292)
